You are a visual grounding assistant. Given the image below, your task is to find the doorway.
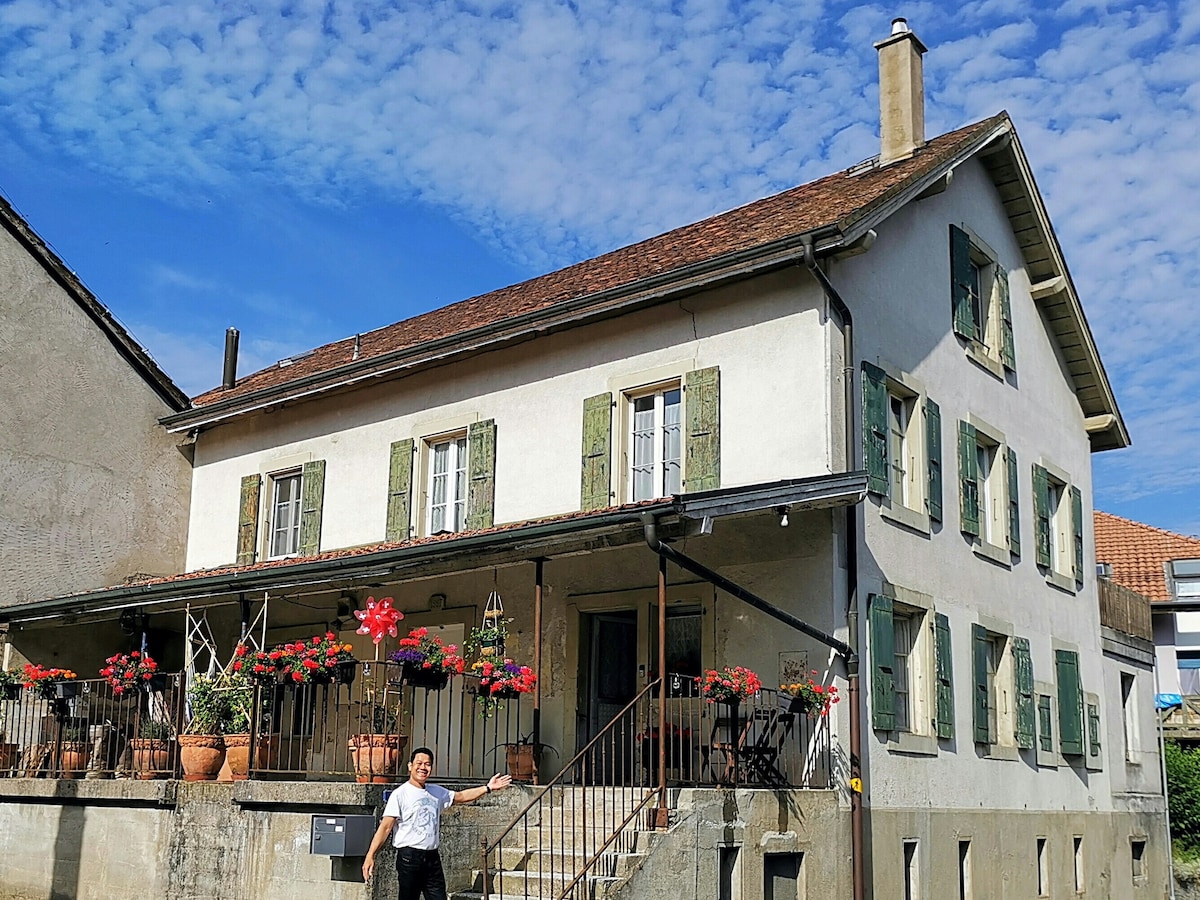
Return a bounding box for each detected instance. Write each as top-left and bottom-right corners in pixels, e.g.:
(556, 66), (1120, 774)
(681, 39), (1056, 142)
(578, 610), (639, 751)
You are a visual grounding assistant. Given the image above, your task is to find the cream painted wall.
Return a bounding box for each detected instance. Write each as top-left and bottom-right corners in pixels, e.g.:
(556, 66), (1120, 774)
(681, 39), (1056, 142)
(837, 158), (1121, 815)
(185, 269), (832, 570)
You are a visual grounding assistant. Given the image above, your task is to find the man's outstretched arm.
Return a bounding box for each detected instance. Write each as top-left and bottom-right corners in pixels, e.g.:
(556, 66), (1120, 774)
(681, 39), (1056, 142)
(453, 773), (513, 804)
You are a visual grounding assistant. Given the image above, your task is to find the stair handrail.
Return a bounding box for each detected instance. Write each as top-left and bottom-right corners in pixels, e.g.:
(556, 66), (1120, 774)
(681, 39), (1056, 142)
(480, 677), (662, 899)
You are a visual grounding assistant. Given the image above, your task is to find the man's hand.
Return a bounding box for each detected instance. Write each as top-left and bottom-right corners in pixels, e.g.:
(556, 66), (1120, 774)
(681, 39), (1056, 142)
(362, 854), (376, 881)
(488, 773), (513, 792)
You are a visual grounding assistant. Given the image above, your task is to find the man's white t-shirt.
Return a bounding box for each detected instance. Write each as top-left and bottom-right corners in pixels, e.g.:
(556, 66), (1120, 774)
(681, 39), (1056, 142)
(383, 782), (455, 850)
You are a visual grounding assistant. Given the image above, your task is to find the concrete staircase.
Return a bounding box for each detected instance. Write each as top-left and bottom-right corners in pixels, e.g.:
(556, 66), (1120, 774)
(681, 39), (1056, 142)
(451, 787), (666, 900)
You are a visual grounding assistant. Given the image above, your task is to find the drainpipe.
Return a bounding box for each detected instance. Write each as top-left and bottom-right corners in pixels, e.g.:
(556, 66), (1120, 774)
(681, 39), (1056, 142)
(804, 238), (866, 900)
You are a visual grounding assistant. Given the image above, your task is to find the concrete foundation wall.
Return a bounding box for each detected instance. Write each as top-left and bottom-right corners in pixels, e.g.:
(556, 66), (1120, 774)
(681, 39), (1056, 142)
(868, 807), (1170, 900)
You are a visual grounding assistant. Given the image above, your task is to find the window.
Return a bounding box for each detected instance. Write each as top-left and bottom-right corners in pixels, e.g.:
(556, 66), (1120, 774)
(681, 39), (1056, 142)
(950, 224), (1015, 373)
(1131, 838), (1146, 880)
(1170, 560), (1200, 599)
(1056, 649), (1085, 756)
(1074, 835), (1084, 893)
(666, 606), (703, 695)
(268, 471), (303, 558)
(958, 840), (973, 900)
(983, 633), (1009, 745)
(428, 434), (468, 534)
(1036, 838), (1048, 897)
(629, 384), (682, 501)
(1033, 463), (1083, 586)
(862, 363), (942, 525)
(581, 368), (720, 511)
(972, 625), (1034, 751)
(903, 840), (920, 900)
(958, 419), (1019, 558)
(869, 592), (954, 741)
(1121, 672), (1138, 762)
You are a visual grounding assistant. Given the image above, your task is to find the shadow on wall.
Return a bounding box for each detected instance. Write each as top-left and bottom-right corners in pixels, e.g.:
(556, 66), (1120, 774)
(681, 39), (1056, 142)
(50, 781), (86, 900)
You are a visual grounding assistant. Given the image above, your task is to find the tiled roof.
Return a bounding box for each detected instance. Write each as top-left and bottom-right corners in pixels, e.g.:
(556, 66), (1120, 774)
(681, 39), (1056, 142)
(191, 114), (1006, 408)
(1093, 511), (1200, 601)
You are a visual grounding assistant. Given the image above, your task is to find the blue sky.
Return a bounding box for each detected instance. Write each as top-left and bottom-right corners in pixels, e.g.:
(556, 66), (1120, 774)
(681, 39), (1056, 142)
(0, 1), (1196, 534)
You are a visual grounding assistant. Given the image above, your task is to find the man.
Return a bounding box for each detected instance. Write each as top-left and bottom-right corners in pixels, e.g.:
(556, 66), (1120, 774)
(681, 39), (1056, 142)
(363, 746), (513, 899)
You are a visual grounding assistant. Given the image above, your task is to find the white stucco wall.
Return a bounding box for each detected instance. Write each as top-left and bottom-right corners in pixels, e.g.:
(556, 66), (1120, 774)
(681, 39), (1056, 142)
(186, 268), (833, 570)
(837, 158), (1117, 813)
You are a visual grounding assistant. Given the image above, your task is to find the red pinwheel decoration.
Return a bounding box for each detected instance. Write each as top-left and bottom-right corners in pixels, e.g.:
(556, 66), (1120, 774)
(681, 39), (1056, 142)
(354, 596), (403, 645)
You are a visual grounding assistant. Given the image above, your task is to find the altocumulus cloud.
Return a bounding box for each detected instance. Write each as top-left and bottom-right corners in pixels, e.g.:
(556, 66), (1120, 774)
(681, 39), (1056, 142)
(0, 0), (1197, 521)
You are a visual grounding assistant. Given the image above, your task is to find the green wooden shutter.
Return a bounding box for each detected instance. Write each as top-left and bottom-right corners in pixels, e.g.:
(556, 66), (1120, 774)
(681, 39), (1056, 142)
(581, 393), (613, 510)
(236, 474), (262, 566)
(996, 263), (1015, 370)
(1088, 702), (1101, 759)
(925, 398), (942, 522)
(385, 439), (415, 542)
(1037, 695), (1053, 752)
(1033, 464), (1051, 568)
(684, 367), (720, 492)
(1071, 485), (1084, 583)
(935, 612), (954, 739)
(465, 419), (497, 530)
(869, 594), (895, 731)
(298, 459), (326, 557)
(950, 225), (976, 340)
(1013, 636), (1035, 749)
(862, 362), (888, 495)
(958, 421), (979, 537)
(1006, 447), (1021, 557)
(972, 624), (991, 744)
(1056, 649), (1084, 755)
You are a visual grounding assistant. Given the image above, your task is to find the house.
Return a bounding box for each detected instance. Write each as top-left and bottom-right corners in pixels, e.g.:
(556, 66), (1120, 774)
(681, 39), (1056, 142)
(0, 191), (192, 660)
(0, 20), (1168, 900)
(1096, 510), (1200, 698)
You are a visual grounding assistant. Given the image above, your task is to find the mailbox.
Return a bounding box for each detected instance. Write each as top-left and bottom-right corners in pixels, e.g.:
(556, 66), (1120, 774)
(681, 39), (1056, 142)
(310, 814), (376, 857)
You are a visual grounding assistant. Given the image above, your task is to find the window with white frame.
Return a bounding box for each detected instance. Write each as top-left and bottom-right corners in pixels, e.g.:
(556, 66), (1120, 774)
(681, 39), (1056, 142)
(1047, 474), (1069, 574)
(950, 224), (1015, 373)
(1120, 671), (1138, 762)
(870, 591), (953, 741)
(888, 391), (919, 510)
(975, 434), (1002, 546)
(428, 434), (468, 534)
(972, 624), (1020, 749)
(268, 470), (303, 558)
(629, 384), (682, 501)
(958, 419), (1018, 557)
(863, 363), (942, 525)
(1033, 462), (1081, 584)
(893, 612), (916, 732)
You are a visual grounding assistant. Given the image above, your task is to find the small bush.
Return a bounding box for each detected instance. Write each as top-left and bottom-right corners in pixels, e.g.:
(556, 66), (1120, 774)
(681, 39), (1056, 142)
(1166, 741), (1200, 853)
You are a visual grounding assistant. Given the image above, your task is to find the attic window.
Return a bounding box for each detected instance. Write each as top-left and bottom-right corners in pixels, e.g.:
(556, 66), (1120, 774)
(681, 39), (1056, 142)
(276, 349), (315, 368)
(950, 224), (1014, 376)
(1171, 560), (1200, 599)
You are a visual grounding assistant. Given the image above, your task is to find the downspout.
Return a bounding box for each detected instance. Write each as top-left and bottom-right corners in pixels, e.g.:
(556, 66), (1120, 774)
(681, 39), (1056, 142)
(804, 237), (866, 900)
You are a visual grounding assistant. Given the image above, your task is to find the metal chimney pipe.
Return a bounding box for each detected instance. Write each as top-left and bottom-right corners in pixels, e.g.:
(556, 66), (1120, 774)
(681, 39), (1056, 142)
(222, 327), (240, 390)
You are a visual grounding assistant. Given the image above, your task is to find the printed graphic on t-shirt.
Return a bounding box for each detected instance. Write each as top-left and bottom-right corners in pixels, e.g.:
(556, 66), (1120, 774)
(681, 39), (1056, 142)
(412, 795), (439, 840)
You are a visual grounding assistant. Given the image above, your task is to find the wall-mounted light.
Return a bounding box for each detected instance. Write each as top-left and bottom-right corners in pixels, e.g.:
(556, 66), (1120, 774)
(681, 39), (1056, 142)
(777, 506), (790, 527)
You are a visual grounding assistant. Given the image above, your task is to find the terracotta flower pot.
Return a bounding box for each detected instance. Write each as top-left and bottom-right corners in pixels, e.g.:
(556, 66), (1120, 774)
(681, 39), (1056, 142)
(348, 733), (408, 784)
(58, 741), (91, 779)
(505, 743), (539, 783)
(130, 738), (172, 779)
(179, 734), (225, 782)
(223, 733), (273, 780)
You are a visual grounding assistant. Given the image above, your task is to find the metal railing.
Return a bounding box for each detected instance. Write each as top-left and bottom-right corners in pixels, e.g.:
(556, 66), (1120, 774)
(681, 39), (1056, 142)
(248, 661), (534, 781)
(479, 677), (832, 899)
(0, 675), (185, 779)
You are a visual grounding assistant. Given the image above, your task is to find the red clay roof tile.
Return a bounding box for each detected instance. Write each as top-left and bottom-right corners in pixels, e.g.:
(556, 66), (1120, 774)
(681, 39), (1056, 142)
(192, 115), (1006, 408)
(1093, 511), (1200, 602)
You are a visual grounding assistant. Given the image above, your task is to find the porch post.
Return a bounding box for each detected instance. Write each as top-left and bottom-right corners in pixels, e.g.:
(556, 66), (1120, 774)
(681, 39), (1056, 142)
(656, 554), (668, 826)
(532, 558), (544, 782)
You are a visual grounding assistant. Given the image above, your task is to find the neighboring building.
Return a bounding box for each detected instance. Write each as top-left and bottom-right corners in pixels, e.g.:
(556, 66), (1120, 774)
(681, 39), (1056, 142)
(0, 21), (1168, 900)
(1096, 510), (1200, 695)
(0, 192), (192, 655)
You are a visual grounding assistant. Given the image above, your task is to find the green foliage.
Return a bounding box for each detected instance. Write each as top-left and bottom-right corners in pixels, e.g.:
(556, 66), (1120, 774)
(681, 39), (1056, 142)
(187, 672), (255, 735)
(139, 720), (173, 740)
(1166, 741), (1200, 852)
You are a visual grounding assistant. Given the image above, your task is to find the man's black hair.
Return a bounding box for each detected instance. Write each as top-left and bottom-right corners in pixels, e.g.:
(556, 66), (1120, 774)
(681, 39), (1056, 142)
(410, 746), (435, 764)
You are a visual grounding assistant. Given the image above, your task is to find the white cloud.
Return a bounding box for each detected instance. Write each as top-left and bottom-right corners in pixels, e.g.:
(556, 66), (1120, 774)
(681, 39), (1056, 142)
(0, 0), (1197, 518)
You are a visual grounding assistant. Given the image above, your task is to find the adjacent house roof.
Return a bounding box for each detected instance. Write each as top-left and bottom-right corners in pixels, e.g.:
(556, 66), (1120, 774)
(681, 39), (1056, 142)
(0, 193), (190, 412)
(164, 112), (1126, 451)
(1093, 511), (1200, 602)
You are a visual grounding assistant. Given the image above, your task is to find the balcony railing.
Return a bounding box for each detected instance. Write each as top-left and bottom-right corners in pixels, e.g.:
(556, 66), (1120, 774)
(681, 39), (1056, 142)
(0, 668), (832, 788)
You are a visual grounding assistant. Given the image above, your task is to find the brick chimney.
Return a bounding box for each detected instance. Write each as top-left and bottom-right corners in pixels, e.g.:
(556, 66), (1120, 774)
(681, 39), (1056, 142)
(875, 18), (927, 165)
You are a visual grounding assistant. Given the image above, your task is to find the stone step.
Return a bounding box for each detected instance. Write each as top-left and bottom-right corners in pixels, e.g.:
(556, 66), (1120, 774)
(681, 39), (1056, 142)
(457, 869), (622, 900)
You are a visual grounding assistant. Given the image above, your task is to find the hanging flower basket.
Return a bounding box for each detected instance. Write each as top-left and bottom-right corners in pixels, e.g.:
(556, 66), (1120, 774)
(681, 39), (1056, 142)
(404, 666), (450, 691)
(1, 684), (21, 702)
(333, 660), (358, 685)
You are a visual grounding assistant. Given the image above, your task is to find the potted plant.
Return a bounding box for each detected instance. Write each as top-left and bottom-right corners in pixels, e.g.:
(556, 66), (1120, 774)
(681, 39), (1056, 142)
(472, 658), (537, 718)
(0, 704), (15, 774)
(636, 723), (693, 776)
(781, 673), (840, 718)
(502, 735), (557, 784)
(271, 632), (357, 685)
(467, 611), (510, 660)
(232, 644), (281, 686)
(99, 650), (165, 695)
(0, 668), (21, 702)
(697, 666), (762, 705)
(131, 719), (173, 779)
(219, 671), (270, 780)
(179, 675), (226, 782)
(22, 663), (79, 700)
(58, 725), (91, 779)
(348, 688), (408, 783)
(387, 627), (466, 690)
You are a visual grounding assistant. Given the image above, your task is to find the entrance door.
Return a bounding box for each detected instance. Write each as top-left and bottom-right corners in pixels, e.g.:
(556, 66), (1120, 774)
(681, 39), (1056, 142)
(581, 611), (639, 747)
